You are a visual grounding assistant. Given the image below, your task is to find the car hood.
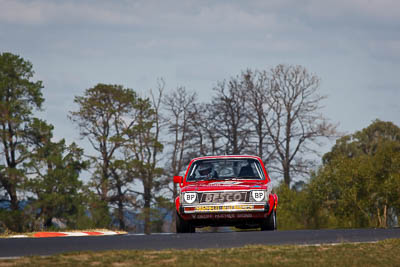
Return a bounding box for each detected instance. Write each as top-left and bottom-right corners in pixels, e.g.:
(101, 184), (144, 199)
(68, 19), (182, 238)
(181, 180), (269, 192)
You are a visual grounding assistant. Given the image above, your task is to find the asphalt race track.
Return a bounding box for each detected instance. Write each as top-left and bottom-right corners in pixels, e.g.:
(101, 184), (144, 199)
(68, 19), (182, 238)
(1, 228), (400, 258)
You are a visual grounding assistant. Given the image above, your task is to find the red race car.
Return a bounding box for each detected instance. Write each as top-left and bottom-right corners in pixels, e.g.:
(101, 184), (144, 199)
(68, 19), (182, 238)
(173, 155), (278, 233)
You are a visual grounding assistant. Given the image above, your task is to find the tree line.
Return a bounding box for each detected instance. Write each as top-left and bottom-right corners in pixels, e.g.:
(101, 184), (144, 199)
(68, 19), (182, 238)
(278, 120), (400, 229)
(1, 52), (399, 233)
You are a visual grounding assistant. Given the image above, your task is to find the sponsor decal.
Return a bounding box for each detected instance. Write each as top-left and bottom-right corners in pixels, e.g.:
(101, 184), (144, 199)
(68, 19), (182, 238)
(184, 192), (197, 203)
(200, 191), (248, 203)
(251, 190), (265, 201)
(195, 205), (254, 212)
(195, 213), (257, 219)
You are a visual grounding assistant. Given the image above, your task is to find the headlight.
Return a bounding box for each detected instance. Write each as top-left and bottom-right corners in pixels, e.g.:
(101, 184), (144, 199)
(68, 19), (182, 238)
(251, 190), (265, 202)
(183, 192), (197, 204)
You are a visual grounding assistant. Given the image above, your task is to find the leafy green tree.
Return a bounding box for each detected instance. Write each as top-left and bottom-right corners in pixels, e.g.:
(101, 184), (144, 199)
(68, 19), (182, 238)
(274, 182), (309, 230)
(24, 119), (89, 230)
(70, 83), (153, 230)
(311, 120), (400, 228)
(0, 52), (43, 231)
(125, 89), (164, 234)
(150, 196), (174, 233)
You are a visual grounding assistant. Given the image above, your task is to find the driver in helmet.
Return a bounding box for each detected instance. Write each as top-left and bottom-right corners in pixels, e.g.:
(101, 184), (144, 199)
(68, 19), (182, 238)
(198, 163), (213, 178)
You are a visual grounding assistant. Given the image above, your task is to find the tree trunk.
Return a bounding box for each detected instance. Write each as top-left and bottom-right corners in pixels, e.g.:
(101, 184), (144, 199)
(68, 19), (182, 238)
(143, 185), (151, 234)
(383, 204), (387, 228)
(101, 161), (109, 201)
(116, 182), (126, 230)
(283, 161), (291, 186)
(44, 216), (53, 228)
(1, 175), (19, 210)
(117, 199), (125, 230)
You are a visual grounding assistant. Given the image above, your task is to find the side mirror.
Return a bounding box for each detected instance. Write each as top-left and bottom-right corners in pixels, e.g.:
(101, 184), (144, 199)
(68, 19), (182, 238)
(173, 176), (183, 184)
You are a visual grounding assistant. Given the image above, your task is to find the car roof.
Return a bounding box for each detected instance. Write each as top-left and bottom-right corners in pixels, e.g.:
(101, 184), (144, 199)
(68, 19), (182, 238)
(191, 155), (262, 161)
(187, 155), (270, 182)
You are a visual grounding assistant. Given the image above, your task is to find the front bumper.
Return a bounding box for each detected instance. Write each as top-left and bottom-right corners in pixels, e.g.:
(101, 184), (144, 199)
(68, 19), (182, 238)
(180, 202), (270, 214)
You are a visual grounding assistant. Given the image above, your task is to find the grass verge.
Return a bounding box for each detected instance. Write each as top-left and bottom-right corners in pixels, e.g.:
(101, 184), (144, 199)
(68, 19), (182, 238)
(1, 238), (399, 266)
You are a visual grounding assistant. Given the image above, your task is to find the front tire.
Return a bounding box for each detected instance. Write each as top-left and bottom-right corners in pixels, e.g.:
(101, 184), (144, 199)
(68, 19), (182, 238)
(260, 210), (277, 231)
(176, 212), (195, 233)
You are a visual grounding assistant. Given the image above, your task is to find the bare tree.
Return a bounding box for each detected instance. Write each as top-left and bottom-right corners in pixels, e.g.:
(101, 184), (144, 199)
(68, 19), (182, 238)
(163, 87), (197, 200)
(242, 69), (276, 165)
(264, 64), (337, 186)
(212, 78), (251, 155)
(187, 102), (224, 156)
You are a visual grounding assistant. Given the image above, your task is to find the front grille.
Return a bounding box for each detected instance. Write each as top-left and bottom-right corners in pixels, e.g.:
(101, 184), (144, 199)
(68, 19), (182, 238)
(198, 191), (249, 203)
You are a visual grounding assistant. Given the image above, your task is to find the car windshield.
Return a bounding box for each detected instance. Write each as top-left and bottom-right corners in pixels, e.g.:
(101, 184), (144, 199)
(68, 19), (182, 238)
(187, 158), (265, 181)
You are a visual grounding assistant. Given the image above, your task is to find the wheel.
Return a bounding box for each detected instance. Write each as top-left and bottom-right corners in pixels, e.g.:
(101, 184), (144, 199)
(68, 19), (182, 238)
(176, 212), (195, 233)
(260, 210), (277, 231)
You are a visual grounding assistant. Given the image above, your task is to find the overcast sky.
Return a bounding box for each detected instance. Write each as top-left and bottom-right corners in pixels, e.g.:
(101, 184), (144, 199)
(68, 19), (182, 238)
(1, 0), (399, 155)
